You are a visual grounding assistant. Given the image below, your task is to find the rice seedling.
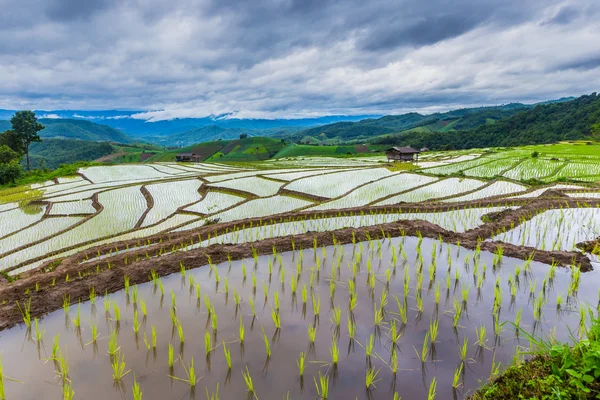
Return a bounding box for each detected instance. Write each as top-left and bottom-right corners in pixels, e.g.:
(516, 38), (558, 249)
(365, 367), (380, 390)
(515, 308), (522, 328)
(314, 371), (329, 399)
(459, 337), (468, 360)
(330, 337), (339, 365)
(365, 334), (374, 358)
(242, 366), (256, 396)
(108, 330), (120, 356)
(428, 377), (437, 400)
(172, 358), (199, 388)
(211, 309), (218, 332)
(34, 318), (45, 342)
(131, 285), (139, 304)
(16, 298), (32, 328)
(262, 329), (271, 358)
(331, 306), (341, 329)
(205, 331), (212, 356)
(348, 316), (356, 339)
(271, 308), (281, 329)
(308, 325), (317, 344)
(312, 293), (321, 317)
(112, 302), (121, 323)
(302, 284), (308, 305)
(452, 300), (462, 328)
(177, 321), (185, 343)
(394, 295), (408, 324)
(206, 383), (219, 400)
(429, 318), (439, 343)
(132, 374), (143, 400)
(452, 363), (464, 388)
(111, 352), (130, 382)
(239, 317), (245, 343)
(415, 332), (430, 363)
(475, 325), (487, 348)
(223, 341), (232, 369)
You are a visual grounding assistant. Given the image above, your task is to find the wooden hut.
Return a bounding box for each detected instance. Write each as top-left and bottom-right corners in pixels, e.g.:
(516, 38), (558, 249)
(175, 152), (202, 162)
(385, 147), (420, 162)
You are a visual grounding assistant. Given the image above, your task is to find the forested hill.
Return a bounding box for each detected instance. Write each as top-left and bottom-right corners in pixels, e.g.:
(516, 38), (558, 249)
(292, 103), (531, 143)
(375, 93), (600, 150)
(0, 118), (134, 143)
(26, 139), (114, 169)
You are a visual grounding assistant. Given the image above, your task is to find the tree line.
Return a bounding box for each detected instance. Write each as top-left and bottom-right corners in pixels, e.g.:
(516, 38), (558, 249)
(0, 111), (44, 185)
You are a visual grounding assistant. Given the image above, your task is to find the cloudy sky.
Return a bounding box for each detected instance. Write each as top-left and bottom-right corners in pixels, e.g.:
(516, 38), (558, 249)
(1, 0), (599, 120)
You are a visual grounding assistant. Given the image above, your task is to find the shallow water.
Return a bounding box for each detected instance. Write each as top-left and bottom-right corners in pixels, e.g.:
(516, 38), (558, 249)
(1, 236), (598, 399)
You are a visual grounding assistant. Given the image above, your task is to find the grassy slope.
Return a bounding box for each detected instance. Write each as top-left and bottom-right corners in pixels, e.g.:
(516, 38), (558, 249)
(471, 317), (600, 399)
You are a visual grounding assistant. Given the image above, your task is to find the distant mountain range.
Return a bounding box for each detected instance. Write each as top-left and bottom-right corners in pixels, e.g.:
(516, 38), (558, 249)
(0, 118), (134, 143)
(0, 95), (588, 151)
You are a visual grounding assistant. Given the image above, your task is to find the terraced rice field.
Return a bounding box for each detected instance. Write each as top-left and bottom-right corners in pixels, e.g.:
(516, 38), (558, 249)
(1, 150), (600, 400)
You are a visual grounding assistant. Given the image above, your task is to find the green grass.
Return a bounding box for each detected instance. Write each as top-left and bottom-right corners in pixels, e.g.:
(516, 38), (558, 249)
(471, 316), (600, 399)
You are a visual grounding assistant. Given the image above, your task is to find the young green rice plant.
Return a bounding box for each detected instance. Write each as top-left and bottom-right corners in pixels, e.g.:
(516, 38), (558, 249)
(365, 333), (374, 358)
(168, 343), (175, 368)
(223, 341), (232, 369)
(271, 308), (281, 329)
(131, 285), (139, 305)
(111, 352), (130, 382)
(132, 374), (143, 400)
(297, 351), (306, 377)
(308, 325), (317, 344)
(177, 321), (185, 343)
(374, 305), (385, 327)
(205, 331), (212, 356)
(394, 295), (408, 325)
(415, 332), (430, 363)
(239, 317), (245, 343)
(108, 329), (120, 356)
(330, 307), (341, 329)
(16, 298), (32, 328)
(453, 300), (462, 328)
(34, 318), (45, 343)
(428, 377), (437, 400)
(52, 335), (60, 359)
(365, 366), (380, 390)
(330, 337), (339, 365)
(515, 307), (522, 329)
(449, 361), (463, 389)
(429, 318), (439, 343)
(312, 293), (321, 317)
(112, 302), (121, 323)
(348, 316), (356, 339)
(415, 293), (423, 313)
(434, 282), (441, 305)
(63, 383), (75, 400)
(556, 294), (563, 310)
(273, 291), (280, 312)
(124, 276), (130, 295)
(302, 284), (308, 306)
(461, 285), (470, 305)
(475, 325), (487, 348)
(459, 337), (468, 361)
(172, 358), (199, 388)
(211, 308), (218, 332)
(242, 366), (256, 396)
(314, 372), (329, 399)
(262, 329), (271, 358)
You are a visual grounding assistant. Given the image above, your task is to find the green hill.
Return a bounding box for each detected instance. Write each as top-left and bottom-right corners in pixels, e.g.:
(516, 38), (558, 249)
(0, 118), (134, 143)
(374, 93), (600, 150)
(26, 139), (115, 169)
(292, 104), (530, 143)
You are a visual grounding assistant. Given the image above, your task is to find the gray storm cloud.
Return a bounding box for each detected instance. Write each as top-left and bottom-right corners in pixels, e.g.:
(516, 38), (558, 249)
(0, 0), (599, 119)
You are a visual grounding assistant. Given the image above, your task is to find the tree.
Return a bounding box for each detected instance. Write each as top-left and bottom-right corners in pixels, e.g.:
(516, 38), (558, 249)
(0, 129), (25, 154)
(10, 110), (44, 171)
(239, 133), (248, 139)
(0, 145), (22, 185)
(591, 123), (600, 141)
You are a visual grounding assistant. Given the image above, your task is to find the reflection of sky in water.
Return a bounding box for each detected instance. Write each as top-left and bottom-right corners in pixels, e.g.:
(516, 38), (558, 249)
(0, 236), (598, 400)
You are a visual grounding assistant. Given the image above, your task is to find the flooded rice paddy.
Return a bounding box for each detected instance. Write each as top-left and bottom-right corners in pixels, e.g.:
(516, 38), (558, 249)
(1, 236), (599, 399)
